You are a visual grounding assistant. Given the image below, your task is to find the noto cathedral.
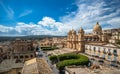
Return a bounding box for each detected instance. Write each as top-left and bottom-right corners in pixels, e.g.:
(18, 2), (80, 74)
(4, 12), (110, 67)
(67, 22), (108, 52)
(67, 22), (120, 62)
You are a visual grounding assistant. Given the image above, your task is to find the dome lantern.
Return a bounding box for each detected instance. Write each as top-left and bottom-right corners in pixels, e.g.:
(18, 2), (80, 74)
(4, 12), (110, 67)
(93, 22), (102, 32)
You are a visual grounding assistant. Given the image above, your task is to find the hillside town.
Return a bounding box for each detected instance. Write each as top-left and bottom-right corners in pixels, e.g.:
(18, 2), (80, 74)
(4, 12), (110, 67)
(0, 0), (120, 74)
(0, 22), (120, 74)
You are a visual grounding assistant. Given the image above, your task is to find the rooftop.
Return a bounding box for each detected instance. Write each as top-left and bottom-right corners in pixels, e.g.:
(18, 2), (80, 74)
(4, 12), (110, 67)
(21, 58), (53, 74)
(65, 66), (120, 74)
(0, 59), (23, 73)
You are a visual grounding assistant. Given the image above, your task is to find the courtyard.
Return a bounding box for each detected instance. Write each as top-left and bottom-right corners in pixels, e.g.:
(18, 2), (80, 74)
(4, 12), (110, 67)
(46, 48), (76, 56)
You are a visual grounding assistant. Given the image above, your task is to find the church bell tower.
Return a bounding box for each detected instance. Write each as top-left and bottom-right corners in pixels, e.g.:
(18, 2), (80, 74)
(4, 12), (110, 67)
(78, 27), (85, 52)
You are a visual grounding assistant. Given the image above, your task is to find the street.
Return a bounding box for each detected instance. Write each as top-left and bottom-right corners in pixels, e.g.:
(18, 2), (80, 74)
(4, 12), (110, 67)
(36, 46), (59, 74)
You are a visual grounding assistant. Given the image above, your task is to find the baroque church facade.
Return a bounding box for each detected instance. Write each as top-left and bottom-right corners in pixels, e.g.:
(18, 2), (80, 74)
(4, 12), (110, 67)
(67, 22), (120, 62)
(67, 22), (108, 52)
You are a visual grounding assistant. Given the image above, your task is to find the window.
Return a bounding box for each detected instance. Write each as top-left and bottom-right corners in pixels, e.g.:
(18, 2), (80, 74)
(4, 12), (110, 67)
(102, 54), (105, 58)
(97, 32), (98, 34)
(20, 56), (23, 58)
(18, 72), (21, 74)
(30, 55), (33, 58)
(108, 55), (111, 60)
(103, 49), (106, 54)
(114, 56), (117, 61)
(98, 47), (100, 52)
(108, 50), (111, 60)
(14, 56), (18, 59)
(25, 55), (29, 58)
(98, 52), (100, 56)
(113, 50), (117, 53)
(93, 47), (96, 55)
(93, 47), (96, 50)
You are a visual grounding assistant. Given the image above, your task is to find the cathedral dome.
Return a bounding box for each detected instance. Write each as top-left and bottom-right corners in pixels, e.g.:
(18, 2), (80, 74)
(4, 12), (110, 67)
(93, 22), (102, 32)
(78, 27), (84, 33)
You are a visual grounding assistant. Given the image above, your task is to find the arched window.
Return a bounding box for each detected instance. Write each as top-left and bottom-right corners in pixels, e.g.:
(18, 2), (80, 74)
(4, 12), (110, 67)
(25, 55), (29, 58)
(113, 50), (118, 61)
(20, 56), (23, 59)
(108, 50), (111, 60)
(113, 50), (117, 54)
(30, 55), (33, 58)
(15, 59), (22, 63)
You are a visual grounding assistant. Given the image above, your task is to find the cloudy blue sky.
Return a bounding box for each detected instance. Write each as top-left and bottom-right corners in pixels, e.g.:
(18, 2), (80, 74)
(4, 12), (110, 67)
(0, 0), (120, 36)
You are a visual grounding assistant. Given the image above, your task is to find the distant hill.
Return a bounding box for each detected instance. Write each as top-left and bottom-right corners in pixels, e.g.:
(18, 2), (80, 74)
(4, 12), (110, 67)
(0, 35), (66, 42)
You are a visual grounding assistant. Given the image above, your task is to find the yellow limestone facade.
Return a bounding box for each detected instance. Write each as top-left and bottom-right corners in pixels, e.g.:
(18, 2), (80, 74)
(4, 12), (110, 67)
(67, 27), (85, 52)
(67, 22), (108, 52)
(67, 22), (120, 62)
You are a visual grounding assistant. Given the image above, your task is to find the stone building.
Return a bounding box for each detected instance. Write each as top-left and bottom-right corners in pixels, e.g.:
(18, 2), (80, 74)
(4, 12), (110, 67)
(0, 59), (23, 74)
(67, 22), (108, 52)
(40, 37), (67, 48)
(109, 31), (120, 43)
(10, 39), (36, 61)
(40, 38), (53, 47)
(103, 28), (120, 43)
(67, 22), (120, 62)
(85, 44), (120, 62)
(0, 45), (11, 62)
(67, 27), (85, 52)
(21, 58), (53, 74)
(0, 39), (38, 74)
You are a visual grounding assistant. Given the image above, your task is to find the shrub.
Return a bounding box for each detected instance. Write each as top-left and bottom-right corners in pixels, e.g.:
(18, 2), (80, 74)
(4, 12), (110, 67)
(41, 46), (58, 51)
(49, 55), (57, 62)
(58, 53), (80, 61)
(49, 53), (89, 70)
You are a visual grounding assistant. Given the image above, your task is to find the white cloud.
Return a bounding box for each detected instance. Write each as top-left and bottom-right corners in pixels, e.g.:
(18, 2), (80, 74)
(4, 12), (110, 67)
(19, 10), (32, 18)
(38, 17), (55, 26)
(107, 17), (120, 28)
(38, 17), (65, 32)
(15, 22), (42, 34)
(0, 25), (13, 32)
(0, 0), (120, 36)
(59, 0), (120, 32)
